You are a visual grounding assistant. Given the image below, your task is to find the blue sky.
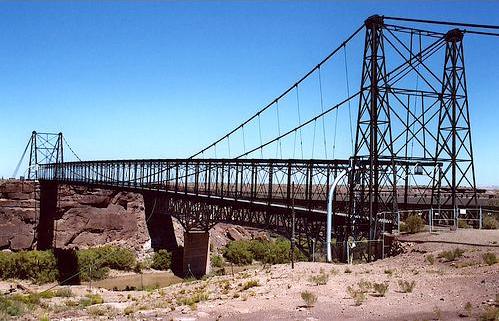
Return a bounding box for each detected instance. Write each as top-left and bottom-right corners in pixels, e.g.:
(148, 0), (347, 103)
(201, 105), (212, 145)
(1, 1), (498, 186)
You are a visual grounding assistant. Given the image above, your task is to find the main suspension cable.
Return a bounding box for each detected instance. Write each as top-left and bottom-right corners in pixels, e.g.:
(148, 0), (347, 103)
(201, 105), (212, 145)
(189, 24), (364, 158)
(236, 91), (361, 159)
(464, 30), (499, 37)
(63, 136), (83, 162)
(384, 16), (499, 30)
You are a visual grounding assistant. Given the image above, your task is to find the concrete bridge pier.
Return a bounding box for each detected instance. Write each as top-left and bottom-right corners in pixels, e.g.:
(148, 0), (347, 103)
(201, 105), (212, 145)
(143, 193), (183, 274)
(37, 181), (58, 250)
(143, 193), (211, 278)
(183, 230), (210, 278)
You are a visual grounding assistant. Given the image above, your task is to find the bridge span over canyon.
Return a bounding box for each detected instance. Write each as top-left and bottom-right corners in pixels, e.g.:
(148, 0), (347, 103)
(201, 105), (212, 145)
(14, 15), (499, 276)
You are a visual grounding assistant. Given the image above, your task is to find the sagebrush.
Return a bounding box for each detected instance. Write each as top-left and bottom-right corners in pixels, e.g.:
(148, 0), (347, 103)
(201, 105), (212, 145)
(482, 252), (497, 266)
(438, 248), (465, 262)
(398, 280), (416, 293)
(347, 285), (367, 306)
(241, 280), (259, 290)
(372, 282), (389, 297)
(300, 291), (317, 307)
(309, 269), (329, 286)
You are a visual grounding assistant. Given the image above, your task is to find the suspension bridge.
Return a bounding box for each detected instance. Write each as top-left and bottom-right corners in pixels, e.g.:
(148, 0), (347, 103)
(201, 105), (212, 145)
(12, 15), (499, 276)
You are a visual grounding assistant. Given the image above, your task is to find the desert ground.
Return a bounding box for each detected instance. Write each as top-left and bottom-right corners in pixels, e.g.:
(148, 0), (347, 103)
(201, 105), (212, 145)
(0, 229), (498, 321)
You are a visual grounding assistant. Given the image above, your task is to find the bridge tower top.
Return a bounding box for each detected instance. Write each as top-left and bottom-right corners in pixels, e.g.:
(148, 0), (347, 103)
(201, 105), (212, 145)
(364, 14), (384, 28)
(445, 28), (464, 42)
(12, 131), (64, 180)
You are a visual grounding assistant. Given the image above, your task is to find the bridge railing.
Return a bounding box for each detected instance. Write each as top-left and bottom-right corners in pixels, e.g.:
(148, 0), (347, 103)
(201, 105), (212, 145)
(38, 159), (352, 210)
(38, 157), (479, 213)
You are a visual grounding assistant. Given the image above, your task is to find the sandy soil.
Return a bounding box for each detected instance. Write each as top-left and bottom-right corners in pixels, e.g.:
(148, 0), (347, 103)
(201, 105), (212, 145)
(2, 229), (498, 321)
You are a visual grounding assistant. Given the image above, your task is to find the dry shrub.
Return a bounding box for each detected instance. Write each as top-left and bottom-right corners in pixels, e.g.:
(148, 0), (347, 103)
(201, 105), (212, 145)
(347, 286), (367, 306)
(241, 280), (259, 290)
(372, 282), (389, 297)
(458, 220), (471, 228)
(464, 302), (473, 317)
(403, 214), (425, 234)
(479, 306), (499, 321)
(358, 279), (372, 292)
(438, 248), (465, 262)
(482, 252), (497, 266)
(398, 280), (416, 293)
(483, 216), (498, 230)
(177, 290), (209, 308)
(309, 269), (329, 286)
(300, 291), (317, 307)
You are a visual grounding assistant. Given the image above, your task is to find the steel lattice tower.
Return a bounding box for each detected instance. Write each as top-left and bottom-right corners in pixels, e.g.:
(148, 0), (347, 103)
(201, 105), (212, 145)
(27, 131), (64, 180)
(349, 15), (398, 242)
(432, 29), (478, 211)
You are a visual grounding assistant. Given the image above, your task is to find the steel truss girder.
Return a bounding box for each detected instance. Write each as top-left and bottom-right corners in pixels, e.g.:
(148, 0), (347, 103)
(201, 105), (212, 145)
(141, 190), (338, 257)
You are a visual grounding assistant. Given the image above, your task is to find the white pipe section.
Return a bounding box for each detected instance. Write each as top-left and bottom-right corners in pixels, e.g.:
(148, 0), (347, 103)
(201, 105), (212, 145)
(327, 168), (349, 262)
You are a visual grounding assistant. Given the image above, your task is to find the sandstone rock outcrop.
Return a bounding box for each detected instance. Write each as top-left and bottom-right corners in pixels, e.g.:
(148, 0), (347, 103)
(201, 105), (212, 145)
(209, 224), (270, 253)
(53, 190), (150, 252)
(0, 180), (269, 255)
(0, 181), (37, 250)
(0, 180), (151, 253)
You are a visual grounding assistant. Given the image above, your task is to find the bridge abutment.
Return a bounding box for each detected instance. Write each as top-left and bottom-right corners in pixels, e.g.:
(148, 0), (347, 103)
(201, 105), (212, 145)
(183, 231), (210, 278)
